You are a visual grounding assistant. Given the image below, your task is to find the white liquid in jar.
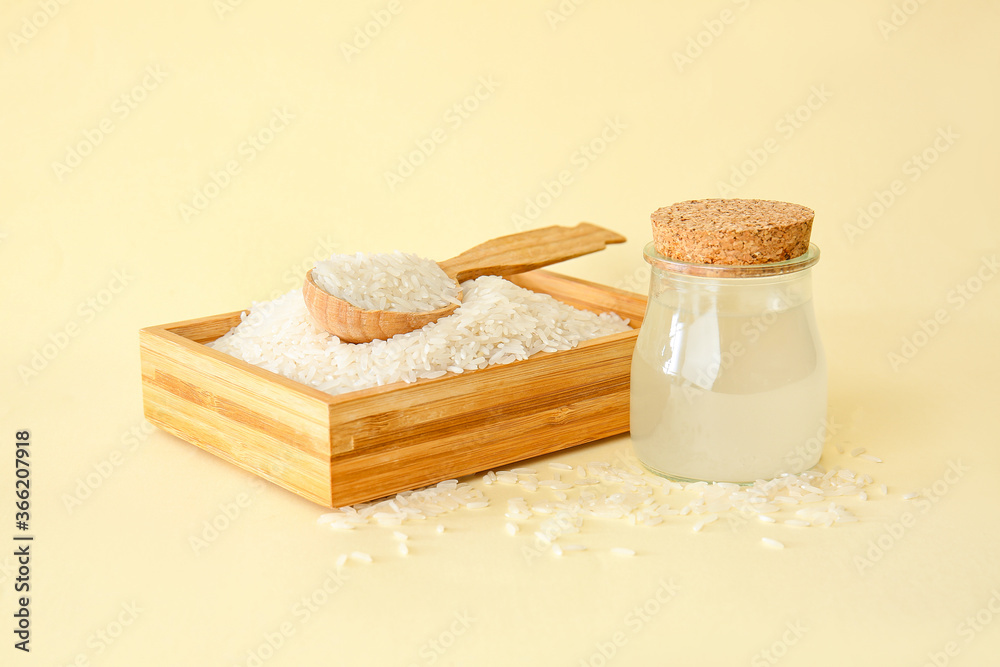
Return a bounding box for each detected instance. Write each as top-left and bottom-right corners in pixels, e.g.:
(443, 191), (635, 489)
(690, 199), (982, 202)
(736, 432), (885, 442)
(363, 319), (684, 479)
(630, 301), (827, 483)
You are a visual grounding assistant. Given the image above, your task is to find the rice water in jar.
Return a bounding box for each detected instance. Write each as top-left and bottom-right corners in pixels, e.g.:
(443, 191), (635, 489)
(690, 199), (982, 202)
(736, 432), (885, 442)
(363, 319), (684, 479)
(630, 199), (827, 483)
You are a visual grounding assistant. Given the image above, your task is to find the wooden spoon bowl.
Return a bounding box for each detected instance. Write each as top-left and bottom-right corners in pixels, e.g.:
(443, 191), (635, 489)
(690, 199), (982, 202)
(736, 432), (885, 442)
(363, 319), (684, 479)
(303, 222), (626, 343)
(303, 271), (461, 344)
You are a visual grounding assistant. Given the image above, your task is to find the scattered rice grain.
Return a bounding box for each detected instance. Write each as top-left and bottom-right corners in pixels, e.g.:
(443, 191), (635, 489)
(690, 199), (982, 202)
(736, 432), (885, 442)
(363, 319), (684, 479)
(761, 537), (785, 549)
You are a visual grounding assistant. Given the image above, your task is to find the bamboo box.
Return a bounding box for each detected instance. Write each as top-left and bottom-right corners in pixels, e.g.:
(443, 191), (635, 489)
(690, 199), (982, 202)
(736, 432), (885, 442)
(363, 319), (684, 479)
(139, 270), (646, 507)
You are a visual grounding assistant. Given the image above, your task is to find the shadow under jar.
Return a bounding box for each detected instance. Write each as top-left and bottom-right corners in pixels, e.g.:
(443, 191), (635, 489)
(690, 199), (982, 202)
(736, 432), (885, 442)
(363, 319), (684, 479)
(630, 242), (826, 483)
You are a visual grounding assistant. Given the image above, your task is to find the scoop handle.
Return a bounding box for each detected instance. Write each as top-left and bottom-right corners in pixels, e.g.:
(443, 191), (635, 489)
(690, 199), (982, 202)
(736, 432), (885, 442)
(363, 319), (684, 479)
(437, 222), (626, 283)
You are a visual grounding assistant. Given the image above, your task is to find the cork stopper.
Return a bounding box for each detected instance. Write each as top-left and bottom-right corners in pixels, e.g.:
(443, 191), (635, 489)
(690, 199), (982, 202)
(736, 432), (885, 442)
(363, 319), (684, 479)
(651, 199), (814, 265)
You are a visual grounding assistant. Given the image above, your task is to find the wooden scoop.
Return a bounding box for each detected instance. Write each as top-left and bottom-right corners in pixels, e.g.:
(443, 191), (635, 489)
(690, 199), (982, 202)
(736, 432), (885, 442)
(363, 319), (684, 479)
(303, 222), (626, 343)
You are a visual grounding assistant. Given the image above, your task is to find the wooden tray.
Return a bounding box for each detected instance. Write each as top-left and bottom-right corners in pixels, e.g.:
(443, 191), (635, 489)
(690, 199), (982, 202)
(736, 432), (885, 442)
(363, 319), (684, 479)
(139, 270), (646, 507)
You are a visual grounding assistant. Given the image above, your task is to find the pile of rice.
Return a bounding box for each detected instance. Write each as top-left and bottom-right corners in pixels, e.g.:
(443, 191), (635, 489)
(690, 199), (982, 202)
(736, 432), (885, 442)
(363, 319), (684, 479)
(311, 251), (461, 312)
(209, 275), (631, 396)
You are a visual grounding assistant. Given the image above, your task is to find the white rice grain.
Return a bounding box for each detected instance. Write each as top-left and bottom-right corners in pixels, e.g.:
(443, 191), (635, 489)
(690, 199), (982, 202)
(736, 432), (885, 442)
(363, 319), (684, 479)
(312, 251), (460, 312)
(210, 276), (631, 397)
(761, 537), (785, 549)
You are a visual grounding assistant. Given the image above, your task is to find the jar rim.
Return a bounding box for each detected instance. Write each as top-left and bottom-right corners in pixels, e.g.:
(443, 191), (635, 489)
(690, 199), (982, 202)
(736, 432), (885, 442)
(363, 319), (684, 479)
(643, 242), (820, 278)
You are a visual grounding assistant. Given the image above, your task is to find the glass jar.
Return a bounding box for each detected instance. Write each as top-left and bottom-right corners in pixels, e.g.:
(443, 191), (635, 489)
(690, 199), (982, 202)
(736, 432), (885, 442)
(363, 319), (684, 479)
(630, 242), (827, 483)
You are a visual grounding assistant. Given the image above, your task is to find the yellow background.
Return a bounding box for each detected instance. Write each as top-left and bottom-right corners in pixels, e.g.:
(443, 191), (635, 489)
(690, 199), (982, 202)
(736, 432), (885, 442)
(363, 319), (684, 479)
(2, 1), (999, 665)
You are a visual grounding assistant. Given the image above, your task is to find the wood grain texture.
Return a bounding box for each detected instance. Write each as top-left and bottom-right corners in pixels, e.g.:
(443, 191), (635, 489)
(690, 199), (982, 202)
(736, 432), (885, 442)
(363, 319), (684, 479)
(302, 222), (626, 344)
(437, 222), (626, 282)
(140, 270), (647, 507)
(140, 319), (336, 505)
(302, 269), (455, 344)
